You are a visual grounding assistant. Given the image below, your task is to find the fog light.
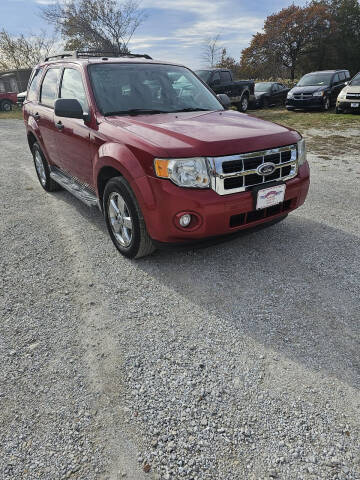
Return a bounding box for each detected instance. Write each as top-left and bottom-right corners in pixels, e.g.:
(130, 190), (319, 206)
(179, 214), (191, 227)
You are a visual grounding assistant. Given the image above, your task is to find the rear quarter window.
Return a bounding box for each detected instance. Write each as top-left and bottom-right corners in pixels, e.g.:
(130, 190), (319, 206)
(27, 68), (44, 102)
(40, 68), (61, 108)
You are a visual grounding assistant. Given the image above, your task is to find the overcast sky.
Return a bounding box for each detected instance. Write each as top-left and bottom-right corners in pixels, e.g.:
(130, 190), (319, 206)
(2, 0), (305, 69)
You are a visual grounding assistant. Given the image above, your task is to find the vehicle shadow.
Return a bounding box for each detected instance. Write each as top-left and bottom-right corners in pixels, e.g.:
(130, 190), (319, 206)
(52, 189), (360, 389)
(137, 216), (360, 390)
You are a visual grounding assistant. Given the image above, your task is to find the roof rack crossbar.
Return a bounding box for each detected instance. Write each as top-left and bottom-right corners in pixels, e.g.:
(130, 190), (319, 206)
(44, 50), (152, 61)
(44, 52), (75, 62)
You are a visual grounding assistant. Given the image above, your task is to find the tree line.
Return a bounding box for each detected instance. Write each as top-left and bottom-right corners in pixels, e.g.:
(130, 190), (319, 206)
(237, 0), (360, 80)
(0, 0), (145, 71)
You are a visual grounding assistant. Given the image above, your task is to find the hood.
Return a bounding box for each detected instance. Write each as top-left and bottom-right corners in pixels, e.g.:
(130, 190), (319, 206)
(104, 110), (300, 158)
(341, 85), (360, 95)
(291, 85), (328, 94)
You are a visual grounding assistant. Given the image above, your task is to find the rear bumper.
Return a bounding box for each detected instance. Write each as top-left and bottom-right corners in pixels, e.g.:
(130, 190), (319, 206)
(286, 97), (325, 109)
(133, 163), (310, 243)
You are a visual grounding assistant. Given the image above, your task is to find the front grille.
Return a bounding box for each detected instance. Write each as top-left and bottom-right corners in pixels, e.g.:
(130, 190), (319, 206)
(229, 199), (293, 227)
(346, 93), (360, 100)
(208, 144), (298, 195)
(294, 94), (312, 99)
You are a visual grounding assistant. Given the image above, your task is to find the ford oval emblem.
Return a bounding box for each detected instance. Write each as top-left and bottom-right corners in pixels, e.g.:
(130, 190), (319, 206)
(257, 162), (276, 176)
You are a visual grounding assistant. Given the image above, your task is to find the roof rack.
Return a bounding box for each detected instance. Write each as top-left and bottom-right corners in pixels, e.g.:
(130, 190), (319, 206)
(44, 50), (152, 62)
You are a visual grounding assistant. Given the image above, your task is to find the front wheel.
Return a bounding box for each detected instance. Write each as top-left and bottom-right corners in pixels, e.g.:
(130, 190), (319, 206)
(323, 96), (330, 111)
(103, 177), (155, 259)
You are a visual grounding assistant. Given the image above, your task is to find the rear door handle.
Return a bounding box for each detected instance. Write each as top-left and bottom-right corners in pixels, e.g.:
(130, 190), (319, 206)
(55, 121), (64, 131)
(33, 113), (40, 121)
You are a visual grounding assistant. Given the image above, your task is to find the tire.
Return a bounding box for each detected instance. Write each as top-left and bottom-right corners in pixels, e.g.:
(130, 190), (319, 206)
(32, 142), (62, 192)
(262, 97), (269, 109)
(103, 176), (155, 259)
(238, 94), (249, 112)
(1, 100), (13, 112)
(323, 96), (330, 111)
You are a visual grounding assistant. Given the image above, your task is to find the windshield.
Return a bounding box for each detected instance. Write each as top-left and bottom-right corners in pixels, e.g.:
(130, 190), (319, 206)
(255, 82), (272, 92)
(350, 73), (360, 86)
(297, 73), (333, 87)
(88, 64), (223, 116)
(195, 70), (212, 83)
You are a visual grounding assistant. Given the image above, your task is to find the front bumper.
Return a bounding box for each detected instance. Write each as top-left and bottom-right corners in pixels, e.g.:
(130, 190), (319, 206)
(133, 163), (310, 243)
(286, 97), (325, 109)
(336, 100), (360, 112)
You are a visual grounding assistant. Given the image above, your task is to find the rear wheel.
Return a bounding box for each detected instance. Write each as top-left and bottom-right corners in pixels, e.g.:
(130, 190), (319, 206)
(103, 177), (155, 259)
(32, 142), (62, 192)
(1, 100), (12, 112)
(238, 94), (249, 112)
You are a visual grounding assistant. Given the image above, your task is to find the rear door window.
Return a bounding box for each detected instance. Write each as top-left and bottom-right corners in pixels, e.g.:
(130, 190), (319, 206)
(27, 68), (43, 102)
(40, 68), (61, 108)
(333, 73), (340, 85)
(220, 71), (231, 83)
(60, 68), (88, 111)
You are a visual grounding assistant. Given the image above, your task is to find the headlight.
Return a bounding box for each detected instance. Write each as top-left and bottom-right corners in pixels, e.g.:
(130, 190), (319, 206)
(338, 90), (346, 99)
(297, 139), (307, 166)
(313, 91), (324, 97)
(287, 91), (294, 99)
(154, 157), (210, 188)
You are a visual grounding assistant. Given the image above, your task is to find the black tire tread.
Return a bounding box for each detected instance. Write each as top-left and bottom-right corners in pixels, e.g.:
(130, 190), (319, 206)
(32, 142), (62, 192)
(104, 176), (155, 259)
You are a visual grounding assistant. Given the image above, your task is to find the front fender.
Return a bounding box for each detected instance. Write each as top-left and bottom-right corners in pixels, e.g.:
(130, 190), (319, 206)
(93, 142), (156, 212)
(94, 142), (146, 185)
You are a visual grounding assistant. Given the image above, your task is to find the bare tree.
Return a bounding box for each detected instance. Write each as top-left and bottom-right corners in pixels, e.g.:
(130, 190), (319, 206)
(41, 0), (146, 53)
(201, 34), (222, 67)
(0, 30), (56, 70)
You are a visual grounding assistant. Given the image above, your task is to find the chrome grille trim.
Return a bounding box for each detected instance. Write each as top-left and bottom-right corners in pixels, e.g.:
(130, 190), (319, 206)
(207, 144), (298, 195)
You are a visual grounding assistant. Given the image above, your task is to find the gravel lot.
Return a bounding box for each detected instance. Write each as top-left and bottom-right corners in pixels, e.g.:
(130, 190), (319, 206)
(1, 119), (359, 480)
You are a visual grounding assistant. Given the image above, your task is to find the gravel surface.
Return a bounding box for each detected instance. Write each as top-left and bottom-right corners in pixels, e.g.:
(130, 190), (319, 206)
(1, 119), (359, 480)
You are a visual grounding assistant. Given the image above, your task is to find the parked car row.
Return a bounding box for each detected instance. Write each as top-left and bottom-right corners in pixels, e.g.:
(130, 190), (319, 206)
(245, 69), (360, 114)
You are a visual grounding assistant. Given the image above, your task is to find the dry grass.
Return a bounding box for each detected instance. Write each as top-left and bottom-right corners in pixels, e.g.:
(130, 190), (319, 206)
(0, 106), (23, 120)
(249, 108), (360, 156)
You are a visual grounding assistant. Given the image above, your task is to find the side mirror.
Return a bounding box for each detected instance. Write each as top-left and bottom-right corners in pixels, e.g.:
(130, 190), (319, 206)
(345, 81), (349, 86)
(217, 93), (231, 108)
(55, 98), (86, 120)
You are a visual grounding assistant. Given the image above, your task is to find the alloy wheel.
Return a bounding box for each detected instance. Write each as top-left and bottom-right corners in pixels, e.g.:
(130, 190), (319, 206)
(241, 96), (249, 111)
(34, 150), (47, 186)
(107, 192), (133, 247)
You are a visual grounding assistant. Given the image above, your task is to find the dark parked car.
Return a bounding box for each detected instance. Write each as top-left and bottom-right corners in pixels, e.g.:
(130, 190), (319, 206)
(253, 82), (289, 108)
(195, 68), (254, 112)
(286, 70), (350, 111)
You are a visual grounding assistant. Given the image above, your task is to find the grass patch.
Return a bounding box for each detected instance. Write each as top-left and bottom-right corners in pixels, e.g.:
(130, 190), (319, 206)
(0, 106), (23, 120)
(249, 108), (359, 156)
(249, 108), (359, 132)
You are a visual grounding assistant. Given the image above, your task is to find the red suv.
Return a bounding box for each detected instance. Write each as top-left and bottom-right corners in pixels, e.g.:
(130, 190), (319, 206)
(23, 51), (310, 258)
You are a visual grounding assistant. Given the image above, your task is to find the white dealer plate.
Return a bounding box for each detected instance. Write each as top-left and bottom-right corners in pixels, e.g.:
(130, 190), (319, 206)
(351, 103), (359, 108)
(256, 184), (286, 210)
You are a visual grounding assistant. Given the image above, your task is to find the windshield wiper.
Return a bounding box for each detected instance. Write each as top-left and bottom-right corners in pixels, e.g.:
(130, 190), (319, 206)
(171, 108), (212, 113)
(104, 109), (169, 116)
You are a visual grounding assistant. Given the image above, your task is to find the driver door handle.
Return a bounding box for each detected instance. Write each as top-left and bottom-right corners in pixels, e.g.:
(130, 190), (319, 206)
(55, 120), (64, 131)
